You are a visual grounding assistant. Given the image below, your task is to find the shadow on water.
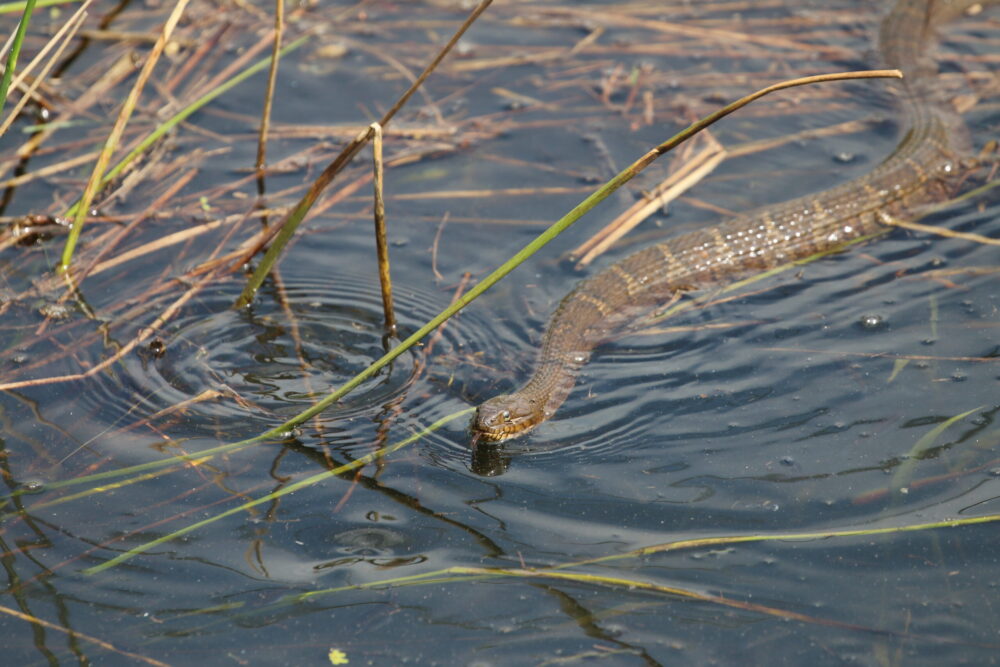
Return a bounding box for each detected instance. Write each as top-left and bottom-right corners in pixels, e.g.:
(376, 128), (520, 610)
(0, 0), (998, 664)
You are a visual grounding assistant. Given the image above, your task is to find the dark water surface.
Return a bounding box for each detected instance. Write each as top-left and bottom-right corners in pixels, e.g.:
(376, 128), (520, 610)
(0, 0), (998, 664)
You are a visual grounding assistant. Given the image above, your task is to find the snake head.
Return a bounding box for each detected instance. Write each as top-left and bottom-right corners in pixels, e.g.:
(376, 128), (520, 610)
(472, 393), (541, 442)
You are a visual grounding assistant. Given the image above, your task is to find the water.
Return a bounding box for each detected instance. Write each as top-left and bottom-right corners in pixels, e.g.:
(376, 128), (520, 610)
(0, 1), (997, 664)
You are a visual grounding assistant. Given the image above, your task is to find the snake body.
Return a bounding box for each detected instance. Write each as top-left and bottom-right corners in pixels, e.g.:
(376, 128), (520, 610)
(473, 0), (978, 441)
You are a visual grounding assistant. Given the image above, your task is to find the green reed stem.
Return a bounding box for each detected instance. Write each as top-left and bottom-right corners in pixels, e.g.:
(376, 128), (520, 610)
(0, 0), (35, 117)
(81, 408), (473, 574)
(0, 0), (69, 13)
(253, 511), (1000, 617)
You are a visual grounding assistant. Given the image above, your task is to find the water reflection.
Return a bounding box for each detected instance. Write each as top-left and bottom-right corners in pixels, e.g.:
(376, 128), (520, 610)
(470, 440), (511, 477)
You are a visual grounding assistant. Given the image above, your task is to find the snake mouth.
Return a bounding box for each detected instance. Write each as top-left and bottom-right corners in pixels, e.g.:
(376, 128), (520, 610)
(471, 424), (520, 443)
(470, 413), (523, 443)
(471, 416), (533, 442)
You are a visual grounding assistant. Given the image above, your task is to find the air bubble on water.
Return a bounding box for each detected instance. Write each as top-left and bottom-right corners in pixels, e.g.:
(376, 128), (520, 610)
(859, 314), (885, 330)
(21, 479), (46, 494)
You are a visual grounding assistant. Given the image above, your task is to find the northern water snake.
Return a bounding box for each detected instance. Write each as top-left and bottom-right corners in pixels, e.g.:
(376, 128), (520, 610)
(473, 0), (982, 441)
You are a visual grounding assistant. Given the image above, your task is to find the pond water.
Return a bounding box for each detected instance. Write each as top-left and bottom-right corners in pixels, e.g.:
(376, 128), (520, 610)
(0, 0), (997, 664)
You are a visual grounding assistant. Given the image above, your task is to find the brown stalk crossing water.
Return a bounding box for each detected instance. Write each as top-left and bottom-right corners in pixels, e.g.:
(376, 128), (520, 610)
(473, 0), (982, 441)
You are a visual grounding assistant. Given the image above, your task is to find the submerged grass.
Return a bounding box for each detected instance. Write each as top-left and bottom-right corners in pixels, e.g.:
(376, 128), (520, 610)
(55, 398), (988, 574)
(175, 510), (1000, 641)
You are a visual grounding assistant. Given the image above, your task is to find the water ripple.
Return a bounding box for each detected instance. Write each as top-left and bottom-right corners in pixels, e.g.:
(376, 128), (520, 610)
(78, 273), (492, 443)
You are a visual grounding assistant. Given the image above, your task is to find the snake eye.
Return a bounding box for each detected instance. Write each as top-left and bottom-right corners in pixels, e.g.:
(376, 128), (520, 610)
(500, 410), (511, 421)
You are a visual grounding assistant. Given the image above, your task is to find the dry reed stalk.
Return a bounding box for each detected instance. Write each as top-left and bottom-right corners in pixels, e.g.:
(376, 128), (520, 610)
(370, 122), (397, 335)
(255, 0), (283, 182)
(234, 0), (495, 307)
(61, 0), (193, 270)
(345, 36), (447, 126)
(0, 603), (168, 667)
(571, 133), (727, 266)
(0, 207), (250, 392)
(71, 168), (199, 286)
(726, 118), (872, 158)
(0, 150), (98, 189)
(878, 214), (1000, 245)
(0, 0), (92, 135)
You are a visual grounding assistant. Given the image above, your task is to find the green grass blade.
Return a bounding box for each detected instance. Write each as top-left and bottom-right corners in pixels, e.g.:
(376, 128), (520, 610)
(890, 406), (982, 496)
(237, 513), (1000, 625)
(81, 408), (473, 575)
(0, 0), (36, 117)
(0, 0), (73, 13)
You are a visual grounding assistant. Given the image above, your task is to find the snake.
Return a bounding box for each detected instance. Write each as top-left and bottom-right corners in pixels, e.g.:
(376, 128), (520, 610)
(473, 0), (983, 442)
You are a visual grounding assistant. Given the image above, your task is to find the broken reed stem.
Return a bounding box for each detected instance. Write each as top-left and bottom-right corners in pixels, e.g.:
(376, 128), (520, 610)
(59, 0), (192, 273)
(234, 0), (495, 308)
(255, 0), (284, 192)
(370, 122), (396, 336)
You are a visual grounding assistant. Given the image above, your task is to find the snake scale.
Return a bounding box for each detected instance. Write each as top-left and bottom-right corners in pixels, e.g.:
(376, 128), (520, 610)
(473, 0), (983, 441)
